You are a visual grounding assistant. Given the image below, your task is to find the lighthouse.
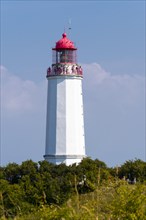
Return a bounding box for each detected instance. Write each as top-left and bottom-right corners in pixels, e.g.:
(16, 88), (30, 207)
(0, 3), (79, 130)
(44, 33), (86, 165)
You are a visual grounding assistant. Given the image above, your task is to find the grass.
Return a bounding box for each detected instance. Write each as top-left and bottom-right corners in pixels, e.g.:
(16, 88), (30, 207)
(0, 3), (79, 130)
(1, 181), (145, 220)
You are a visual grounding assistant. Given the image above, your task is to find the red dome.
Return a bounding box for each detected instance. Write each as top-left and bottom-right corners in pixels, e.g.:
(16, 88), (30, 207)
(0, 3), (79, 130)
(54, 33), (76, 50)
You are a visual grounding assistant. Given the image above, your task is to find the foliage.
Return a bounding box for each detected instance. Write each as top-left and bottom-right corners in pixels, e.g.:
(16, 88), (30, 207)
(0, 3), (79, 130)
(110, 183), (146, 219)
(0, 158), (146, 219)
(2, 182), (145, 220)
(118, 159), (146, 182)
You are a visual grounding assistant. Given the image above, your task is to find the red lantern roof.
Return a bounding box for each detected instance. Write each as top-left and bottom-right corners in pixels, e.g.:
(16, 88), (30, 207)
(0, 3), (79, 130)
(53, 33), (77, 50)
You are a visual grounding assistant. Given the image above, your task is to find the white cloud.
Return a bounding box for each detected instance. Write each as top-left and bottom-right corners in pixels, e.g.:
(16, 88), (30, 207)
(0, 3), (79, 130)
(83, 63), (145, 109)
(1, 66), (47, 115)
(82, 63), (110, 85)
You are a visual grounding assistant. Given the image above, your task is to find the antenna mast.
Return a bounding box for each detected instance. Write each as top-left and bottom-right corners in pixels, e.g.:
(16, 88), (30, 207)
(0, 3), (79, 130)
(68, 19), (72, 37)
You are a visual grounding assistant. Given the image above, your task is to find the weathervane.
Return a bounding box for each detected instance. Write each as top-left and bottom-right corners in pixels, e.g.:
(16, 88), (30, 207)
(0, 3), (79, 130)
(68, 18), (72, 37)
(64, 19), (72, 37)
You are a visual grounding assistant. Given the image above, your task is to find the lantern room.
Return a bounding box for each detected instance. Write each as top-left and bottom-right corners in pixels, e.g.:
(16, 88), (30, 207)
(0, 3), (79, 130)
(52, 33), (77, 64)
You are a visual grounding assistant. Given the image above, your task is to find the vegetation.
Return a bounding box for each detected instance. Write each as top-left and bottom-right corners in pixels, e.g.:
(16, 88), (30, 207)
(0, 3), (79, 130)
(0, 158), (146, 219)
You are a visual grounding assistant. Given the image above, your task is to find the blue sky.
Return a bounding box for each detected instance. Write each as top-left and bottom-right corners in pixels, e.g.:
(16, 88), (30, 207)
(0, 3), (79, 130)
(1, 1), (145, 167)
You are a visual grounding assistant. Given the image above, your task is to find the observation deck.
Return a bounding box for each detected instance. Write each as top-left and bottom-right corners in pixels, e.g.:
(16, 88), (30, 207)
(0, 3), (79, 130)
(46, 63), (83, 78)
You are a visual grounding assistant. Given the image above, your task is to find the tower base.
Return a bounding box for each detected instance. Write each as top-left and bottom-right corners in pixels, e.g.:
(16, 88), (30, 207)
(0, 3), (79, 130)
(44, 154), (86, 166)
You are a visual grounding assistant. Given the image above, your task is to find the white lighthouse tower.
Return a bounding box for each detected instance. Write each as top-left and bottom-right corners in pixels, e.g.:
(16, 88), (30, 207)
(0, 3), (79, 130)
(44, 32), (86, 165)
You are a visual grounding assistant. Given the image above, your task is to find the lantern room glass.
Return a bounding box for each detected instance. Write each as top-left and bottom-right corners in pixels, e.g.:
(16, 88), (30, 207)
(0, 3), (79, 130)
(52, 50), (77, 64)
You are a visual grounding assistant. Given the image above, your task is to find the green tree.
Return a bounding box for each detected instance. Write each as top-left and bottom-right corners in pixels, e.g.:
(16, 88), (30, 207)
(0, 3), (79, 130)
(2, 163), (21, 184)
(0, 179), (26, 218)
(75, 157), (111, 186)
(111, 183), (146, 219)
(20, 160), (38, 176)
(118, 159), (146, 182)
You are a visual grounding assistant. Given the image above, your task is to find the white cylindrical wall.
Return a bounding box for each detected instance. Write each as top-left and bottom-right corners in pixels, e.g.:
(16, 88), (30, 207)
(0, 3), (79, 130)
(45, 75), (86, 165)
